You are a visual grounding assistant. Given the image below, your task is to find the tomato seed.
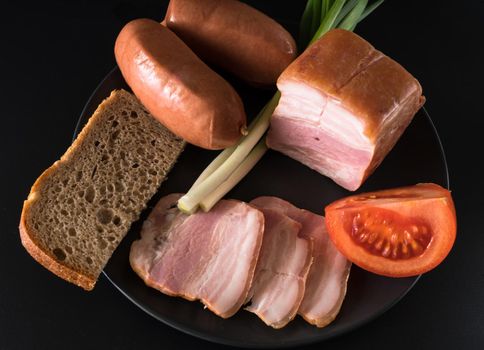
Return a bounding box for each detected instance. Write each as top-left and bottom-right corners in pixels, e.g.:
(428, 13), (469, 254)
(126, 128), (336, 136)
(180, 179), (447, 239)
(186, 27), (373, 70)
(368, 232), (378, 244)
(382, 243), (391, 257)
(375, 239), (384, 250)
(390, 233), (398, 244)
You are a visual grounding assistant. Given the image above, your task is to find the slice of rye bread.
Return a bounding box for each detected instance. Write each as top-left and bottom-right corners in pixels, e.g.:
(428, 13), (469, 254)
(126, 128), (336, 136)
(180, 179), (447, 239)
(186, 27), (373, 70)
(19, 89), (185, 290)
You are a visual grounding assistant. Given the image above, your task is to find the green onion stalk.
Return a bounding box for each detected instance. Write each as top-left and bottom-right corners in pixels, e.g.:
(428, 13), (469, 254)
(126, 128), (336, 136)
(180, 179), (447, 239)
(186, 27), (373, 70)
(178, 0), (384, 214)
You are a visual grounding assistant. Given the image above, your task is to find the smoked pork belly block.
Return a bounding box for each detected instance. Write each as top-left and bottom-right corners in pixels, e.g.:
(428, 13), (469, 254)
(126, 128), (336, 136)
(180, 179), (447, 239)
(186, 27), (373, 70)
(245, 205), (313, 329)
(129, 193), (264, 318)
(251, 197), (351, 327)
(267, 29), (425, 191)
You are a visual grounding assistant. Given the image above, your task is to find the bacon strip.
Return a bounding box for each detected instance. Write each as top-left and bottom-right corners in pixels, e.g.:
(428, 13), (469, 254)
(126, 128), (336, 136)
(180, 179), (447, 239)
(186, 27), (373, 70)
(245, 206), (313, 329)
(130, 193), (264, 318)
(251, 196), (351, 327)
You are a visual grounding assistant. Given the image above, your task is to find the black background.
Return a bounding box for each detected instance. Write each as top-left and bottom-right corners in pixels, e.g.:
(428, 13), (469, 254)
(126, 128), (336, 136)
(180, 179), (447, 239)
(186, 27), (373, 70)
(2, 0), (483, 349)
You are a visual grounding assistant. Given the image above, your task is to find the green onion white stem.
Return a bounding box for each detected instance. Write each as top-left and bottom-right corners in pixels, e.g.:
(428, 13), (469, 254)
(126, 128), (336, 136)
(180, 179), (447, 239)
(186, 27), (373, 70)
(190, 147), (236, 190)
(177, 93), (280, 214)
(199, 139), (268, 212)
(188, 99), (274, 189)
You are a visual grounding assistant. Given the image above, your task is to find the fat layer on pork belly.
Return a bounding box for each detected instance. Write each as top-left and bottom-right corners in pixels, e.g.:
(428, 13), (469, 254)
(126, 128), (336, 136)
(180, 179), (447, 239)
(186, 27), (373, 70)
(129, 193), (264, 318)
(267, 29), (425, 191)
(251, 196), (351, 327)
(245, 206), (313, 329)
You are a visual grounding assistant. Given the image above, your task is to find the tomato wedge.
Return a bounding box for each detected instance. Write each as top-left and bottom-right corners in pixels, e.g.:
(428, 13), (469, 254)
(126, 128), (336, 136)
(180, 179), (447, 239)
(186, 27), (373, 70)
(324, 183), (456, 277)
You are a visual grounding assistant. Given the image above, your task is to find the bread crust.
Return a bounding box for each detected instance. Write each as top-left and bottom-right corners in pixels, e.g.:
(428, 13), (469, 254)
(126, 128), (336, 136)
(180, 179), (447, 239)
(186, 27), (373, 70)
(19, 90), (184, 291)
(19, 92), (116, 290)
(20, 206), (96, 290)
(18, 101), (106, 290)
(19, 92), (120, 290)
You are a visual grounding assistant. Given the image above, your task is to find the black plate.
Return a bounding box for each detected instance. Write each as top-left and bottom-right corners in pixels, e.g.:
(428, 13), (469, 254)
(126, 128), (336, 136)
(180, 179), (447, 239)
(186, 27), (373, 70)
(74, 66), (448, 348)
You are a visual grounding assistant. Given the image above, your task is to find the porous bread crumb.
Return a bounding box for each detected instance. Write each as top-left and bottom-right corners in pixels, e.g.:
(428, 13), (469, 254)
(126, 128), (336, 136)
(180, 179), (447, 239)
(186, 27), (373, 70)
(19, 89), (185, 290)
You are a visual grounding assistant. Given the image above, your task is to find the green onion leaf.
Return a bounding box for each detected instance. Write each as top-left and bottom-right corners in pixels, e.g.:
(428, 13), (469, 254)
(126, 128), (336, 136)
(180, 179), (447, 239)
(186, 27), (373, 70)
(310, 0), (347, 44)
(299, 0), (315, 48)
(338, 0), (368, 31)
(323, 0), (332, 18)
(321, 0), (328, 21)
(311, 0), (322, 37)
(334, 0), (359, 27)
(358, 0), (384, 23)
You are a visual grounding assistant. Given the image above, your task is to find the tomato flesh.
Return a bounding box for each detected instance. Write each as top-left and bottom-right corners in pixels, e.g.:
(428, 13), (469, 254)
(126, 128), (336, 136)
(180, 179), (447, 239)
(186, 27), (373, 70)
(325, 183), (456, 277)
(347, 208), (432, 260)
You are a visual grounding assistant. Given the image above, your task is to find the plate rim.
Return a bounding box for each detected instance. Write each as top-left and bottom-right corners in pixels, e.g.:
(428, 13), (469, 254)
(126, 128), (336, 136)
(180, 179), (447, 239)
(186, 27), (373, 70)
(75, 65), (449, 348)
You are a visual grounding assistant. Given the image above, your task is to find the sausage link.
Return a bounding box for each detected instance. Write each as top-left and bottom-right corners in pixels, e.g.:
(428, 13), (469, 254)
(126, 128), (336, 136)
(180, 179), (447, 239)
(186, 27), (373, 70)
(115, 19), (246, 150)
(165, 0), (297, 86)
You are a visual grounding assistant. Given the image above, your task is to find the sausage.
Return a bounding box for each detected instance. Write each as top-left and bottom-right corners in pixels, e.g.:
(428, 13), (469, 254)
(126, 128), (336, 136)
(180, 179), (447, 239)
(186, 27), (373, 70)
(115, 19), (246, 150)
(164, 0), (297, 86)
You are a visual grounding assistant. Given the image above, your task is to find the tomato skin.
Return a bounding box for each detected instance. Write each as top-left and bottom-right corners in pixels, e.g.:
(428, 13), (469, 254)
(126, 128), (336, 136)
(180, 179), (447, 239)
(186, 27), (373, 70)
(324, 183), (456, 277)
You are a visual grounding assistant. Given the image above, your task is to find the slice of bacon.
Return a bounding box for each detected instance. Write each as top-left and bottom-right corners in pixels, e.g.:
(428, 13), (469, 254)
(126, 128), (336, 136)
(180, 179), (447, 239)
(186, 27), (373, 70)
(130, 193), (264, 318)
(251, 196), (351, 327)
(245, 206), (313, 329)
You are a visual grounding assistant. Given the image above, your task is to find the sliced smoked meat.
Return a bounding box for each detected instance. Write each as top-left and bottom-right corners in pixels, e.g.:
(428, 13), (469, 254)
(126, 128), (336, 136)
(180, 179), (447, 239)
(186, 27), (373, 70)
(130, 193), (264, 318)
(245, 205), (313, 329)
(251, 196), (351, 327)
